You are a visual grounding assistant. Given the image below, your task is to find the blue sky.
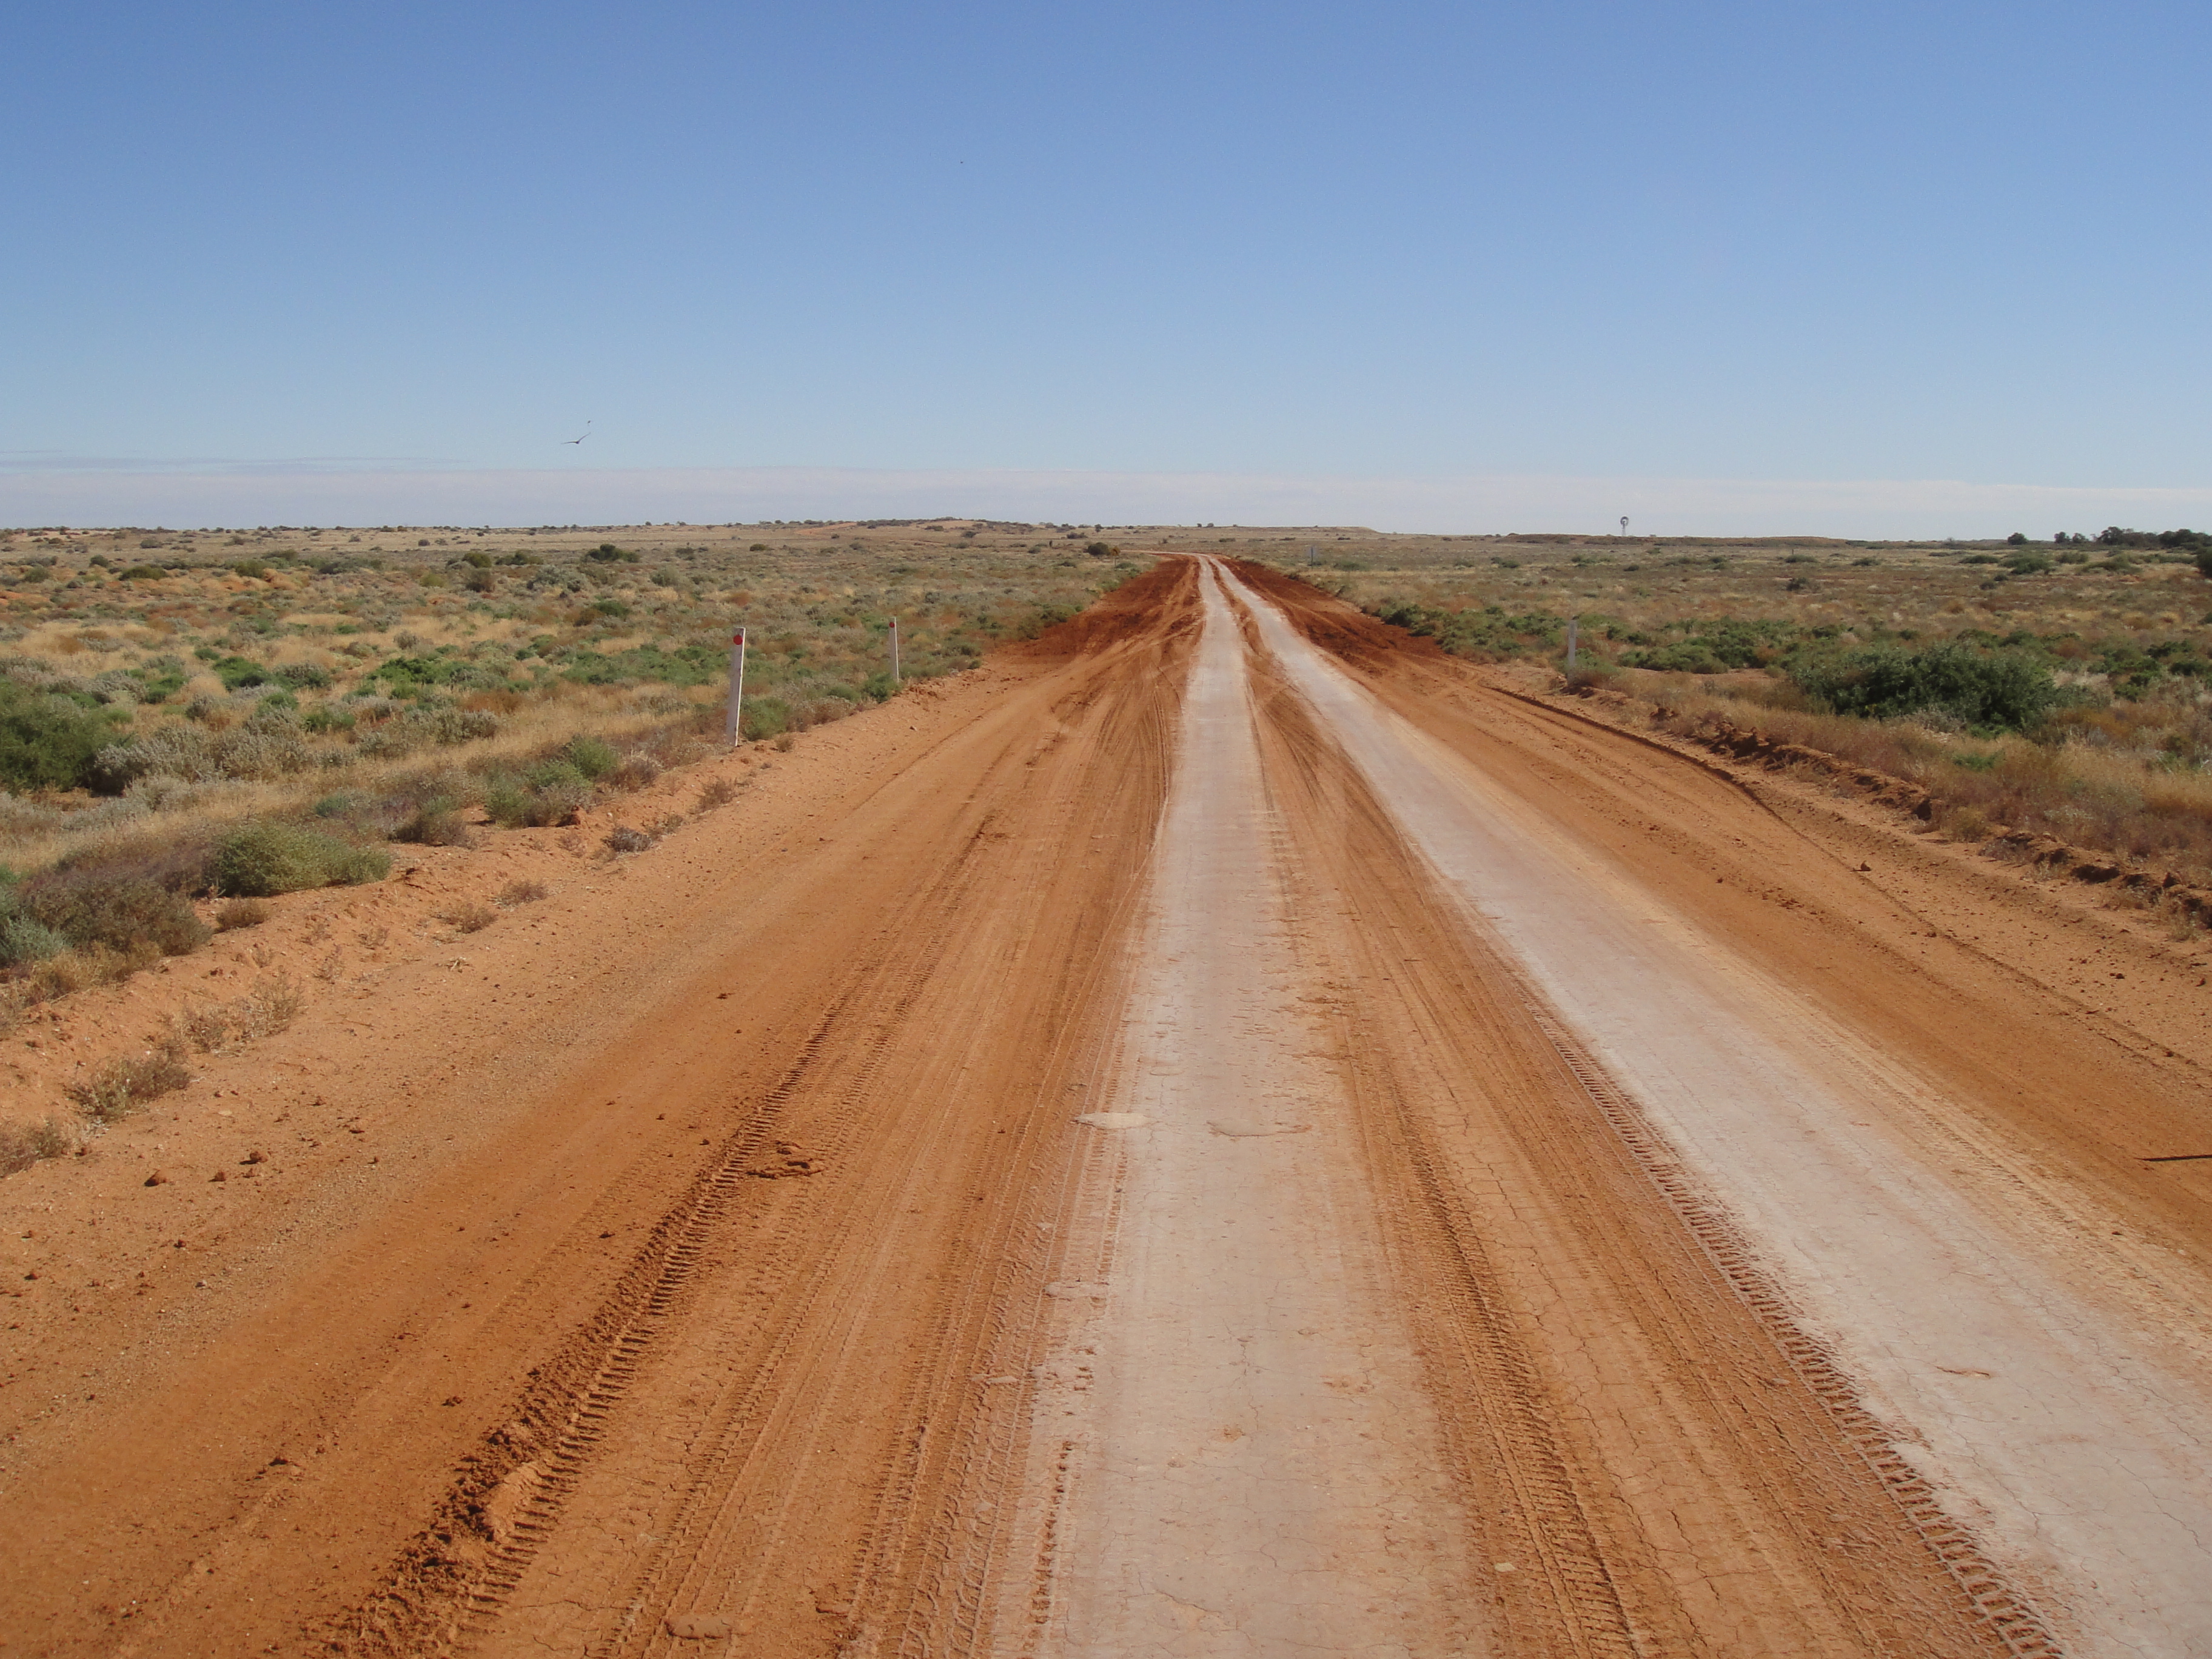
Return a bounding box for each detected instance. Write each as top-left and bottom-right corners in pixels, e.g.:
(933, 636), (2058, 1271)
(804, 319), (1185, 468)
(5, 1), (2208, 531)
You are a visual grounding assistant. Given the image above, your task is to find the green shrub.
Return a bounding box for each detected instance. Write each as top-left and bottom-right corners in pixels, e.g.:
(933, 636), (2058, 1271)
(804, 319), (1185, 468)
(481, 778), (533, 827)
(0, 911), (69, 967)
(563, 736), (618, 779)
(524, 758), (588, 792)
(0, 681), (128, 791)
(739, 697), (789, 739)
(210, 655), (272, 689)
(122, 659), (189, 703)
(484, 772), (590, 828)
(210, 822), (389, 896)
(118, 565), (169, 581)
(1791, 642), (2059, 732)
(14, 873), (209, 960)
(1627, 641), (1731, 674)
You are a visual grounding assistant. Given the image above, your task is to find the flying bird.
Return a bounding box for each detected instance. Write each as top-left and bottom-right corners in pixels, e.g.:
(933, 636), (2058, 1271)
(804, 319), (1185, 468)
(563, 423), (592, 446)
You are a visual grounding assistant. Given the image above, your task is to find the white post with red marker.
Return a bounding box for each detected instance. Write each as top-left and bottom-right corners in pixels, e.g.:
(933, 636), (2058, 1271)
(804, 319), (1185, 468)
(725, 626), (747, 745)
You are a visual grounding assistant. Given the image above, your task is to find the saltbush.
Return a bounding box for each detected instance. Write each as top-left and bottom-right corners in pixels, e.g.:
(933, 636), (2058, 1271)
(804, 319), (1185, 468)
(0, 910), (69, 967)
(1790, 642), (2059, 732)
(210, 822), (390, 896)
(564, 736), (618, 779)
(2, 867), (209, 965)
(0, 681), (128, 792)
(484, 765), (592, 828)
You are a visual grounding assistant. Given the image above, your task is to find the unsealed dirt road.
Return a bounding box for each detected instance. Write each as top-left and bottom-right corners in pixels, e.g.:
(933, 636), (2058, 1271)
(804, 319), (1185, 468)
(5, 558), (2212, 1658)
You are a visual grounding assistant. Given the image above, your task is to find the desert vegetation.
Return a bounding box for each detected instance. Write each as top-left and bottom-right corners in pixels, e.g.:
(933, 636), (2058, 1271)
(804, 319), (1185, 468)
(1240, 528), (2212, 886)
(0, 518), (1141, 1035)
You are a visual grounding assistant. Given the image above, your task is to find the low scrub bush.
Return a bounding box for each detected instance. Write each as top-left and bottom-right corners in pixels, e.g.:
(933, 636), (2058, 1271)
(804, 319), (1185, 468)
(176, 974), (304, 1052)
(604, 824), (655, 853)
(90, 705), (317, 788)
(1791, 642), (2059, 732)
(565, 736), (618, 779)
(89, 723), (217, 789)
(495, 877), (550, 906)
(46, 830), (219, 894)
(14, 942), (161, 1001)
(65, 1037), (191, 1124)
(6, 870), (209, 964)
(0, 1114), (75, 1175)
(696, 776), (739, 809)
(214, 897), (270, 930)
(0, 680), (129, 792)
(210, 822), (390, 896)
(485, 763), (592, 827)
(392, 799), (477, 846)
(352, 703), (499, 759)
(1940, 804), (1994, 841)
(438, 900), (498, 933)
(0, 911), (69, 965)
(606, 752), (662, 791)
(740, 698), (790, 740)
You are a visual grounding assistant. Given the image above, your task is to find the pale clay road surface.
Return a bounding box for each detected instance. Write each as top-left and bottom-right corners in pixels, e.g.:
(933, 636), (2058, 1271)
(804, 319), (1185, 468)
(1019, 560), (2212, 1657)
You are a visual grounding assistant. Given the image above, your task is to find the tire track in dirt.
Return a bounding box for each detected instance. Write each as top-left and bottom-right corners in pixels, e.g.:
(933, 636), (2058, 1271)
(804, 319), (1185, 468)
(987, 562), (1488, 1658)
(1232, 578), (2024, 1658)
(1523, 1010), (2056, 1655)
(327, 564), (1203, 1659)
(1227, 557), (2212, 1655)
(574, 674), (1186, 1659)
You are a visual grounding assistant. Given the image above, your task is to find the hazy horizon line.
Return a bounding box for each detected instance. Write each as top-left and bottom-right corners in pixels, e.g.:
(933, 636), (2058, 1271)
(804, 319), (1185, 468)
(6, 463), (2211, 541)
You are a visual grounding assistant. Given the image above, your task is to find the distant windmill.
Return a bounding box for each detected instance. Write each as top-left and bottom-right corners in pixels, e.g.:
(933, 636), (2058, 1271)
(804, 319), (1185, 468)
(1620, 516), (1629, 537)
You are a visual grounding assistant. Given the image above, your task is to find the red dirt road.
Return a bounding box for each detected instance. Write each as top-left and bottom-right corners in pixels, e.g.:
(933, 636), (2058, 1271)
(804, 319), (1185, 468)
(4, 558), (2210, 1657)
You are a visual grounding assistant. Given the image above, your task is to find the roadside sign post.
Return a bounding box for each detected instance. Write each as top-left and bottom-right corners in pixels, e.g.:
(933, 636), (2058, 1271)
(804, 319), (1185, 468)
(725, 627), (747, 745)
(890, 617), (901, 686)
(1566, 616), (1578, 671)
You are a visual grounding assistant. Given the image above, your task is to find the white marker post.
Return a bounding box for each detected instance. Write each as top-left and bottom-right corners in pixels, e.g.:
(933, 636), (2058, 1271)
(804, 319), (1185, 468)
(1566, 616), (1579, 671)
(889, 617), (901, 686)
(724, 627), (747, 745)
